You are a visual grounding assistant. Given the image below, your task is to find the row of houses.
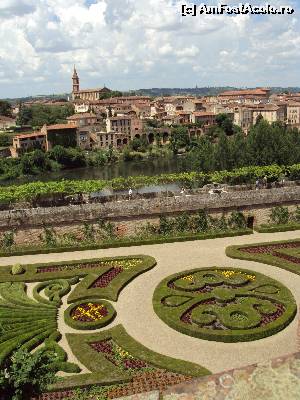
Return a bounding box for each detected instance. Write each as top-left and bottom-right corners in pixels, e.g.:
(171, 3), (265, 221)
(5, 86), (300, 158)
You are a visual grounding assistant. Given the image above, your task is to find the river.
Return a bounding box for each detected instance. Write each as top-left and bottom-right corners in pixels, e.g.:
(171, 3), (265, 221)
(2, 156), (195, 186)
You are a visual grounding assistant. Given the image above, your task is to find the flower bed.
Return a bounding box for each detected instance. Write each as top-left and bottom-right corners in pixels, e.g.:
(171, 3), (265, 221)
(37, 258), (143, 274)
(65, 299), (116, 330)
(153, 267), (297, 342)
(226, 239), (300, 275)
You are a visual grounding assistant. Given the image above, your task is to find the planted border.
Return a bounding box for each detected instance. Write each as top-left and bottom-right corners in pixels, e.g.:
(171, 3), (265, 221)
(0, 229), (253, 257)
(226, 238), (300, 276)
(153, 267), (297, 343)
(255, 223), (300, 233)
(51, 324), (210, 391)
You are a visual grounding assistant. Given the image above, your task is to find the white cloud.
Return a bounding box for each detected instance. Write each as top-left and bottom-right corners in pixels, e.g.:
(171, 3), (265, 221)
(0, 0), (299, 97)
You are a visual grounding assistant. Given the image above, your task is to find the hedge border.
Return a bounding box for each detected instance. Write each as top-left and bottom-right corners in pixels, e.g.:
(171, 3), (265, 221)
(254, 223), (300, 233)
(0, 229), (253, 258)
(226, 238), (300, 276)
(50, 324), (211, 391)
(0, 255), (157, 286)
(64, 299), (116, 331)
(152, 267), (297, 343)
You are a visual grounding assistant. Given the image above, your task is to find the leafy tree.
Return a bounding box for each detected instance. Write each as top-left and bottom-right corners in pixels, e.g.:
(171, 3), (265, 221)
(16, 107), (33, 126)
(17, 104), (74, 127)
(187, 136), (215, 172)
(169, 126), (190, 153)
(0, 100), (12, 117)
(214, 132), (232, 170)
(215, 113), (234, 135)
(0, 348), (56, 400)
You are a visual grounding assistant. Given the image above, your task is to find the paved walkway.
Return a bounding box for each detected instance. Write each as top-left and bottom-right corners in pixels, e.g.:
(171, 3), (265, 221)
(2, 230), (300, 374)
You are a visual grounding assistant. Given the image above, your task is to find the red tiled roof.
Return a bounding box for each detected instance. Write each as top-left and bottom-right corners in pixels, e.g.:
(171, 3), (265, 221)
(219, 89), (270, 97)
(46, 124), (77, 130)
(14, 132), (45, 139)
(193, 112), (216, 116)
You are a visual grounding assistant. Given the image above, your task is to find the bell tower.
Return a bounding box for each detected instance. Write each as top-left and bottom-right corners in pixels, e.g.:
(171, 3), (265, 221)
(72, 65), (80, 94)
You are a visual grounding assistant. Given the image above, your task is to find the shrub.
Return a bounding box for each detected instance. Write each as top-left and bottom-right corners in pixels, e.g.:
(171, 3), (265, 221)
(40, 227), (57, 248)
(174, 213), (190, 233)
(11, 264), (25, 275)
(0, 348), (57, 400)
(228, 211), (247, 230)
(158, 216), (174, 235)
(270, 206), (290, 225)
(82, 223), (95, 243)
(1, 231), (15, 249)
(193, 209), (209, 233)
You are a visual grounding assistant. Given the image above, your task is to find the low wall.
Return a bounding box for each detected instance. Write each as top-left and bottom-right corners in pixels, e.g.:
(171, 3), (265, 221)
(1, 186), (300, 246)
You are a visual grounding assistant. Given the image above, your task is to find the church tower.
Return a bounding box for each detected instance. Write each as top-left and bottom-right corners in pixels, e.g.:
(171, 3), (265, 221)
(72, 66), (80, 94)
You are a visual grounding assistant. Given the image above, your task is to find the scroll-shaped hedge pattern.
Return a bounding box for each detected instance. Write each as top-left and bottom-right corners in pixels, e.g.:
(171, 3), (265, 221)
(153, 268), (297, 342)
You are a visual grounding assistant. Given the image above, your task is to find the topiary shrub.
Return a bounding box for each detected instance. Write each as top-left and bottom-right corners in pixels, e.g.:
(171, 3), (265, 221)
(11, 264), (25, 275)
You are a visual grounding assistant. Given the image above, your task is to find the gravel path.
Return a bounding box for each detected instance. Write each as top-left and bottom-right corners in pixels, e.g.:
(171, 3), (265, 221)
(1, 230), (300, 374)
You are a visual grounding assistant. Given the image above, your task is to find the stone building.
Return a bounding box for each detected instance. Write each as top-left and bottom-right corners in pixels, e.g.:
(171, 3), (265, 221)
(71, 66), (111, 101)
(10, 132), (46, 158)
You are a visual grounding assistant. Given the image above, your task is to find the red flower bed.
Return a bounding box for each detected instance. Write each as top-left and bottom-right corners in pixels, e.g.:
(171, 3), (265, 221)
(90, 339), (113, 354)
(123, 359), (147, 369)
(90, 267), (123, 288)
(37, 262), (106, 274)
(240, 241), (300, 255)
(260, 303), (285, 326)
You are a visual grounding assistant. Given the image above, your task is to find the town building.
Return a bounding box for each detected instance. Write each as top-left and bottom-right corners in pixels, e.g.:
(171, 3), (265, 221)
(0, 116), (16, 130)
(10, 132), (46, 158)
(71, 66), (111, 101)
(106, 116), (144, 139)
(218, 88), (271, 104)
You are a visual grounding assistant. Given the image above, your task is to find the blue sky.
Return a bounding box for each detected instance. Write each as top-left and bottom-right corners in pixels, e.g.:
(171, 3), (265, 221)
(0, 0), (299, 98)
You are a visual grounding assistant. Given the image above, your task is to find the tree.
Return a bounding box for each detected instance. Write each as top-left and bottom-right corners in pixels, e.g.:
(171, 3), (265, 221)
(16, 107), (33, 126)
(48, 145), (70, 165)
(215, 113), (234, 135)
(214, 132), (232, 170)
(0, 100), (12, 117)
(0, 348), (56, 400)
(169, 126), (190, 153)
(187, 136), (215, 172)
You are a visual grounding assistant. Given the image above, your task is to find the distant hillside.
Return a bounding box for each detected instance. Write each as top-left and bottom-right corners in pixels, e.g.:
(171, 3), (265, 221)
(129, 87), (300, 97)
(2, 87), (300, 102)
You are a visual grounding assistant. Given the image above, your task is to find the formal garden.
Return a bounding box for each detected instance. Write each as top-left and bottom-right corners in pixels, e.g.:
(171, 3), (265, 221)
(0, 255), (210, 400)
(1, 233), (300, 399)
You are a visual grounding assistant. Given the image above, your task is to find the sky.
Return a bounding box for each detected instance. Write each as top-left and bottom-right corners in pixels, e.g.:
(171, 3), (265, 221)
(0, 0), (299, 98)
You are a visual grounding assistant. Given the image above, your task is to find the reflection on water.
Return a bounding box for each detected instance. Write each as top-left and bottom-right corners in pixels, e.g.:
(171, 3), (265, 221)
(3, 156), (195, 186)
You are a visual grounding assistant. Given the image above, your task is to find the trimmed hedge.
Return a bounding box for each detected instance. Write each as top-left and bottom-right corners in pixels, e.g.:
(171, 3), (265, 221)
(153, 267), (297, 342)
(0, 229), (253, 258)
(255, 223), (300, 233)
(0, 255), (157, 285)
(64, 299), (116, 330)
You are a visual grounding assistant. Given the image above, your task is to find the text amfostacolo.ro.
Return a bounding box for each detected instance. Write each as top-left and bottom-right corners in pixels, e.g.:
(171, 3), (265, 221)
(181, 3), (295, 16)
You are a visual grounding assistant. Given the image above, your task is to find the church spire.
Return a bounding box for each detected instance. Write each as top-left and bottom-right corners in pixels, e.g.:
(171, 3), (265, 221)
(72, 65), (79, 94)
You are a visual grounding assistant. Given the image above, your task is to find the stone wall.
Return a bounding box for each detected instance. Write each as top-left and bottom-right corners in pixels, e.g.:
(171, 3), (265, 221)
(1, 185), (300, 246)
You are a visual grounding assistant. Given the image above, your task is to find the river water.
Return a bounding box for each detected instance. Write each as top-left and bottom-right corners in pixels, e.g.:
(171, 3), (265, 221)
(3, 156), (195, 186)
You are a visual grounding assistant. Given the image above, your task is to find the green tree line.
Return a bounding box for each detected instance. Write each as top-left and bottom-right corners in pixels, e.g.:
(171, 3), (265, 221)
(16, 103), (74, 127)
